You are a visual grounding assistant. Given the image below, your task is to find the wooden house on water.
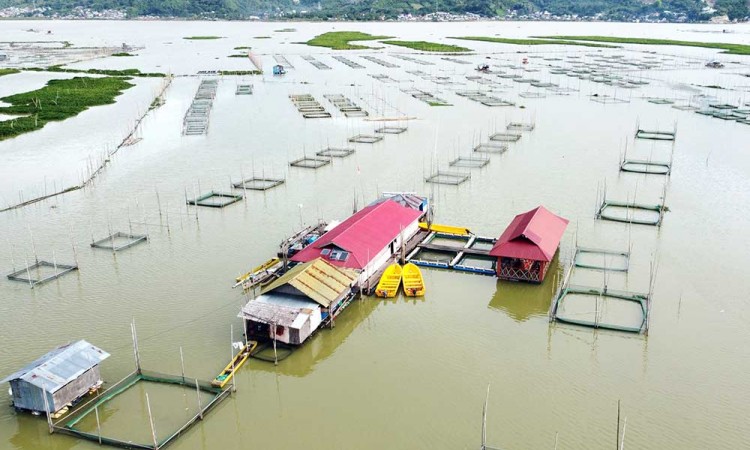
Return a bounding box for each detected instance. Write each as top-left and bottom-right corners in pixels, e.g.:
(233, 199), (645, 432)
(239, 258), (358, 345)
(1, 340), (109, 415)
(489, 206), (568, 283)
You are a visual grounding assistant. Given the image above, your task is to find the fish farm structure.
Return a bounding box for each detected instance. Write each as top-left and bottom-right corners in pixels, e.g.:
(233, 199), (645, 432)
(91, 232), (148, 252)
(187, 191), (244, 208)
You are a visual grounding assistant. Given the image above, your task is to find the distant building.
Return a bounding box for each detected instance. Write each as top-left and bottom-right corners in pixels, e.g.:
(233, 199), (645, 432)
(1, 340), (109, 414)
(290, 199), (425, 283)
(239, 258), (358, 345)
(490, 206), (568, 283)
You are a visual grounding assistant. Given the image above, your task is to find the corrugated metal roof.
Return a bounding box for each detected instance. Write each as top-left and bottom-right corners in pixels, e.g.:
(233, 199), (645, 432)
(262, 258), (357, 307)
(291, 200), (423, 269)
(1, 340), (109, 392)
(239, 296), (310, 327)
(489, 206), (569, 262)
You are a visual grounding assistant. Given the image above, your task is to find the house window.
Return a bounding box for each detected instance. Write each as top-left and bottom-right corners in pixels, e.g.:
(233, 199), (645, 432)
(321, 248), (331, 256)
(329, 249), (349, 261)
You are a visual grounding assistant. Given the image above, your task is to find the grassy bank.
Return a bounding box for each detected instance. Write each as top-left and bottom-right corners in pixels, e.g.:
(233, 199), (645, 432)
(24, 66), (165, 78)
(381, 40), (471, 53)
(535, 36), (750, 55)
(219, 70), (262, 76)
(0, 76), (134, 141)
(451, 36), (617, 48)
(306, 31), (392, 50)
(183, 36), (223, 40)
(111, 52), (134, 57)
(0, 68), (20, 77)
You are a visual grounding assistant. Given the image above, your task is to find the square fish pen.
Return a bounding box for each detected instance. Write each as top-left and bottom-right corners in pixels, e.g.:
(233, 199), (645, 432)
(187, 191), (243, 208)
(550, 286), (650, 334)
(289, 157), (331, 169)
(506, 122), (535, 132)
(316, 147), (355, 158)
(474, 142), (508, 154)
(7, 260), (78, 287)
(425, 171), (470, 186)
(53, 370), (230, 450)
(91, 232), (148, 252)
(573, 247), (630, 272)
(620, 159), (671, 175)
(375, 126), (407, 134)
(635, 129), (676, 141)
(449, 156), (490, 168)
(348, 134), (383, 144)
(232, 177), (285, 191)
(596, 200), (666, 226)
(302, 112), (332, 119)
(590, 95), (629, 104)
(490, 132), (522, 142)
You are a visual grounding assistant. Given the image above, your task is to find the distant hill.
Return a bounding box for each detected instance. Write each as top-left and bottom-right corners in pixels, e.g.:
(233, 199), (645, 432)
(0, 0), (747, 21)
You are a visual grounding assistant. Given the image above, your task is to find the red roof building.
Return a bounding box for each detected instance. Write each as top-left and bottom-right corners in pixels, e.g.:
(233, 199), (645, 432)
(291, 200), (424, 271)
(489, 206), (569, 283)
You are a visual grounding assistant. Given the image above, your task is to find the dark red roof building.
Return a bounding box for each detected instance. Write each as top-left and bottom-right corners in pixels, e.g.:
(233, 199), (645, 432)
(489, 206), (569, 283)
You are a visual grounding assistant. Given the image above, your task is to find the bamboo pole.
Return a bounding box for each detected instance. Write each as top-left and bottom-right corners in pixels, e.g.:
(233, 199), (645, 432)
(95, 404), (102, 445)
(179, 347), (185, 383)
(145, 393), (159, 450)
(195, 378), (203, 420)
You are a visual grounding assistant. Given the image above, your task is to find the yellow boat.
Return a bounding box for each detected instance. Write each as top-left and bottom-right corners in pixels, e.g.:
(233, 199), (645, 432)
(211, 341), (258, 388)
(418, 222), (472, 236)
(402, 263), (425, 297)
(375, 263), (402, 298)
(234, 258), (280, 288)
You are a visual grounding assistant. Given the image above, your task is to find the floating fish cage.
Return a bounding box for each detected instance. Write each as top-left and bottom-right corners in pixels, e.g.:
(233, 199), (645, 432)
(289, 157), (331, 169)
(708, 103), (737, 110)
(52, 370), (230, 450)
(273, 54), (294, 68)
(490, 132), (522, 142)
(519, 91), (547, 99)
(513, 78), (539, 84)
(324, 94), (367, 116)
(573, 247), (630, 272)
(506, 122), (535, 132)
(302, 112), (332, 119)
(449, 156), (490, 169)
(232, 177), (285, 191)
(636, 129), (676, 141)
(91, 232), (148, 251)
(596, 200), (665, 226)
(620, 159), (671, 175)
(250, 342), (294, 362)
(441, 57), (472, 65)
(300, 55), (331, 70)
(425, 170), (470, 186)
(361, 55), (399, 68)
(316, 147), (355, 158)
(345, 110), (369, 118)
(7, 260), (78, 287)
(375, 126), (407, 134)
(474, 142), (509, 154)
(479, 97), (515, 107)
(235, 84), (253, 95)
(331, 55), (365, 69)
(392, 54), (434, 65)
(672, 104), (699, 111)
(187, 191), (243, 208)
(550, 286), (650, 334)
(590, 95), (629, 104)
(348, 134), (383, 144)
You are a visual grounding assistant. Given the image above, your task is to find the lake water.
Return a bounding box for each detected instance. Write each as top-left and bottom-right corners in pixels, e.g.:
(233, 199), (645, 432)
(1, 19), (749, 450)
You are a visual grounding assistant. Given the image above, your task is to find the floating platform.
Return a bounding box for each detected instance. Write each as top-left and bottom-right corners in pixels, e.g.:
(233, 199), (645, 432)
(636, 129), (676, 141)
(289, 157), (331, 169)
(91, 232), (148, 251)
(489, 132), (522, 142)
(506, 122), (535, 132)
(375, 126), (407, 134)
(233, 177), (285, 191)
(597, 200), (665, 226)
(7, 260), (78, 287)
(574, 247), (630, 272)
(331, 55), (365, 69)
(620, 159), (671, 175)
(406, 232), (496, 276)
(425, 171), (470, 186)
(474, 142), (509, 154)
(361, 55), (399, 68)
(316, 147), (355, 158)
(235, 84), (253, 95)
(348, 134), (383, 144)
(550, 286), (650, 334)
(187, 191), (243, 208)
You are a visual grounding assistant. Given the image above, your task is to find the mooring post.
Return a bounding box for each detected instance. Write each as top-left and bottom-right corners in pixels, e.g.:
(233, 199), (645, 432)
(145, 393), (159, 450)
(179, 346), (186, 383)
(95, 404), (102, 445)
(616, 400), (621, 450)
(230, 324), (237, 392)
(273, 325), (278, 366)
(24, 257), (33, 289)
(195, 378), (204, 420)
(131, 320), (142, 373)
(156, 188), (162, 220)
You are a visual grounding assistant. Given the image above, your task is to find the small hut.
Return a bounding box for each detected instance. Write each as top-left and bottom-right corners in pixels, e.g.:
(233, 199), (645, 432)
(1, 340), (109, 414)
(239, 258), (358, 345)
(489, 206), (568, 283)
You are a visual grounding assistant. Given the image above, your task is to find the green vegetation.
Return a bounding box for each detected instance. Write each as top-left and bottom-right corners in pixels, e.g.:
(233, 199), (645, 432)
(234, 46), (251, 50)
(536, 36), (750, 55)
(228, 54), (248, 58)
(428, 101), (452, 107)
(111, 52), (134, 57)
(381, 40), (471, 53)
(275, 28), (296, 32)
(0, 69), (21, 77)
(253, 36), (271, 39)
(23, 66), (165, 78)
(183, 36), (223, 40)
(305, 31), (392, 50)
(452, 36), (617, 48)
(0, 77), (133, 141)
(219, 70), (262, 75)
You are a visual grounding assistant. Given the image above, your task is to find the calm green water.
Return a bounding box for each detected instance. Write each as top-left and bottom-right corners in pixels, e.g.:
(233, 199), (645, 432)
(1, 20), (749, 450)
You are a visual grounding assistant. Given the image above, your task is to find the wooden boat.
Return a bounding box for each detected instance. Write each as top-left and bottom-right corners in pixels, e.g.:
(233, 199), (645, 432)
(402, 263), (425, 297)
(375, 263), (402, 298)
(211, 341), (258, 388)
(234, 258), (280, 289)
(419, 222), (472, 236)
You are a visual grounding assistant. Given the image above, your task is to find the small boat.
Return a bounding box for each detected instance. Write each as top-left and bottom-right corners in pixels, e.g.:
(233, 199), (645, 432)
(234, 257), (280, 289)
(375, 263), (402, 298)
(419, 222), (472, 236)
(402, 263), (425, 297)
(211, 341), (258, 388)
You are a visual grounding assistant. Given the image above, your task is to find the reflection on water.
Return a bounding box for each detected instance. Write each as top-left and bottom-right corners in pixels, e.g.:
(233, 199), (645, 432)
(489, 254), (561, 322)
